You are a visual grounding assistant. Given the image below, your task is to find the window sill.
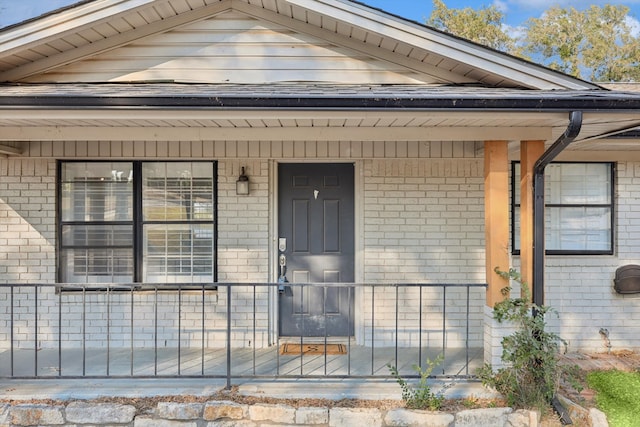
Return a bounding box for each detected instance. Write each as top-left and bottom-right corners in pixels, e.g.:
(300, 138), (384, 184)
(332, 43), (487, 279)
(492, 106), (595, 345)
(56, 284), (218, 293)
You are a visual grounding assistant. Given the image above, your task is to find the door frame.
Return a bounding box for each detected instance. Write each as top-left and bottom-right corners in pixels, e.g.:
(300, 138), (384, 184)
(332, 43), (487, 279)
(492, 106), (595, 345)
(269, 160), (363, 344)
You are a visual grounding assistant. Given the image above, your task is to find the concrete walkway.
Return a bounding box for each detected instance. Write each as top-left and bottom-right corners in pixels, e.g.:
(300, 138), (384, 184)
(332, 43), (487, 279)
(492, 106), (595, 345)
(0, 377), (498, 402)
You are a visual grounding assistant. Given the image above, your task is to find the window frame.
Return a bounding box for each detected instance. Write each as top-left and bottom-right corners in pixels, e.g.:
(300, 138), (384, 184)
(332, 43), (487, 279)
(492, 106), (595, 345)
(56, 160), (218, 287)
(511, 161), (615, 256)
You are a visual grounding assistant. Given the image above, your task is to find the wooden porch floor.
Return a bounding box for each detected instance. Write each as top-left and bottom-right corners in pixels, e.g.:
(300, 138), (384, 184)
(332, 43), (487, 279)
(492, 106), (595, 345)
(0, 345), (483, 379)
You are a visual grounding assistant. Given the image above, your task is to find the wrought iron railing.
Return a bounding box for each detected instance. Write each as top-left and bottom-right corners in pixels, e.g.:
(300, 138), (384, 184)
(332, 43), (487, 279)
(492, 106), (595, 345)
(0, 282), (486, 387)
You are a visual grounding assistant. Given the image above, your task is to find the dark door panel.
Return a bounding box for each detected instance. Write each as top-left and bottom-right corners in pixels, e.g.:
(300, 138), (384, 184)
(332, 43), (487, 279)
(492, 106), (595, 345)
(278, 163), (354, 337)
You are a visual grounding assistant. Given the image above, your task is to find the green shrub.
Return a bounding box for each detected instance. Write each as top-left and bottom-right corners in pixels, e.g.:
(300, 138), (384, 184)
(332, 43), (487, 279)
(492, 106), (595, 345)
(388, 354), (445, 410)
(477, 268), (567, 413)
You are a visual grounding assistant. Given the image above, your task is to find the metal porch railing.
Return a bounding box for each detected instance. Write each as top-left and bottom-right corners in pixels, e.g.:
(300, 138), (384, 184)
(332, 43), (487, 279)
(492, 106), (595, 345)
(0, 282), (486, 387)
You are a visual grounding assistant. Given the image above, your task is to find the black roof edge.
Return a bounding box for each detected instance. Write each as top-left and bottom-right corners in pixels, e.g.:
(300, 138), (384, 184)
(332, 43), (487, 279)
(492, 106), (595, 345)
(607, 129), (640, 138)
(2, 95), (640, 111)
(0, 1), (95, 33)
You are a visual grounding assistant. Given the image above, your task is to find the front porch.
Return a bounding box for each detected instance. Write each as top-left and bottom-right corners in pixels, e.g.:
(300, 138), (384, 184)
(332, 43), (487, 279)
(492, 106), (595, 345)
(0, 282), (485, 383)
(0, 343), (483, 380)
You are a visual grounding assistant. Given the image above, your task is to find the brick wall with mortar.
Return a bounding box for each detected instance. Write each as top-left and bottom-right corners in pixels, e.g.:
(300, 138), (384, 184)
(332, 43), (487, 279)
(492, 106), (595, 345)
(0, 158), (271, 349)
(541, 161), (640, 353)
(2, 152), (639, 353)
(361, 159), (486, 348)
(0, 154), (488, 351)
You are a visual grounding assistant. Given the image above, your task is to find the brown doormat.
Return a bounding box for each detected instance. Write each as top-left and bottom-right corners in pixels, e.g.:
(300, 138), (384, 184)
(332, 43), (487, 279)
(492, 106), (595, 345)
(279, 343), (347, 355)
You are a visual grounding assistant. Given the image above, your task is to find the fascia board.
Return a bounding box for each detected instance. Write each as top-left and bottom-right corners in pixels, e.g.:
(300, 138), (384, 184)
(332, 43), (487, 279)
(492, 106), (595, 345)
(0, 1), (232, 81)
(286, 0), (599, 90)
(0, 0), (160, 56)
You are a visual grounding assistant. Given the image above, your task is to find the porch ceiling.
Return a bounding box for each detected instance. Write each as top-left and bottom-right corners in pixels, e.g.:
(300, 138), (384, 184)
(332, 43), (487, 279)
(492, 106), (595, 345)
(1, 108), (639, 156)
(0, 109), (569, 140)
(1, 83), (639, 157)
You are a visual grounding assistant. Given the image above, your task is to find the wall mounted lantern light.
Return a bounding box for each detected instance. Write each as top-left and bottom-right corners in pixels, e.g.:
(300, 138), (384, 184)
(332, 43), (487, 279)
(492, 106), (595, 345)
(236, 167), (250, 195)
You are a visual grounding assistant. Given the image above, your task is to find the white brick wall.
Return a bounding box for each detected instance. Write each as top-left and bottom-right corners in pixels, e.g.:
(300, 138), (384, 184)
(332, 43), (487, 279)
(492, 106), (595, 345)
(490, 162), (640, 356)
(519, 162), (640, 353)
(363, 159), (485, 282)
(19, 152), (640, 355)
(361, 159), (486, 348)
(0, 159), (272, 350)
(0, 155), (487, 352)
(217, 161), (269, 283)
(359, 285), (485, 348)
(0, 160), (56, 283)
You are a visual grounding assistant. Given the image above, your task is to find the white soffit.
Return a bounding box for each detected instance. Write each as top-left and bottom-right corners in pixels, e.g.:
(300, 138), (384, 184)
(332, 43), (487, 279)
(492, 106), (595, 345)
(2, 109), (640, 144)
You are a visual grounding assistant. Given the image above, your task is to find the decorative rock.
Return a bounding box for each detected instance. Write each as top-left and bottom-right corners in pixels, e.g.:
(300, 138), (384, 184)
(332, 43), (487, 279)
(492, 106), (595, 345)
(329, 407), (383, 427)
(557, 394), (590, 425)
(0, 400), (541, 427)
(134, 416), (198, 427)
(295, 407), (329, 424)
(248, 403), (295, 423)
(203, 401), (247, 420)
(506, 409), (538, 427)
(454, 407), (512, 427)
(205, 420), (256, 427)
(10, 404), (64, 426)
(589, 408), (609, 427)
(385, 408), (454, 426)
(0, 404), (9, 427)
(65, 402), (136, 424)
(156, 402), (203, 420)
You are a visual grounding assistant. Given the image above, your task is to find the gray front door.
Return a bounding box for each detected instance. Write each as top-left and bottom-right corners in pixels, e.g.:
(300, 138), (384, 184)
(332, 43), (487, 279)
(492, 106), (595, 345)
(278, 163), (355, 337)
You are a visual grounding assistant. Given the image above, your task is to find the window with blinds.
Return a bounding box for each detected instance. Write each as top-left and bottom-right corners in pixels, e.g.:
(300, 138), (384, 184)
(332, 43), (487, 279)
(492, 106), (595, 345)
(58, 161), (216, 285)
(512, 162), (614, 255)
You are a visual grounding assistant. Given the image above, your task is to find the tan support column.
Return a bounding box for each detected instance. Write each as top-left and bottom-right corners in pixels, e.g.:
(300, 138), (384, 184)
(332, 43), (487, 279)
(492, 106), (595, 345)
(484, 140), (510, 307)
(520, 141), (545, 288)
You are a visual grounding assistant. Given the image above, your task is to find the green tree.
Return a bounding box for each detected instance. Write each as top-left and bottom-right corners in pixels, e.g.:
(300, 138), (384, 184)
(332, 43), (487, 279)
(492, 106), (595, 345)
(582, 5), (640, 81)
(524, 5), (640, 81)
(426, 0), (515, 52)
(522, 7), (584, 77)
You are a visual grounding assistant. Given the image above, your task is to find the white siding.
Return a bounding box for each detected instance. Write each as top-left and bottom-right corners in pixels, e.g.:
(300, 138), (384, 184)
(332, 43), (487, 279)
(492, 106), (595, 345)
(24, 11), (431, 84)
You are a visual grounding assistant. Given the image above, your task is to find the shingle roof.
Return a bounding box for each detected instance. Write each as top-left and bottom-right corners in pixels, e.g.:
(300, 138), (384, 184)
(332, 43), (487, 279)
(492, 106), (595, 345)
(600, 83), (640, 93)
(1, 83), (639, 112)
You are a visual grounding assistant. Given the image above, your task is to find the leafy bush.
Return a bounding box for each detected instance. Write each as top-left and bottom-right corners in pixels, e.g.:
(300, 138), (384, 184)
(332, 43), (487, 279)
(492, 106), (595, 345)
(477, 268), (567, 413)
(388, 354), (445, 410)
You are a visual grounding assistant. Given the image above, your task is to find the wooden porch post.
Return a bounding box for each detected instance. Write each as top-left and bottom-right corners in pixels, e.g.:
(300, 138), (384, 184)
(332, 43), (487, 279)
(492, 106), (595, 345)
(484, 140), (510, 306)
(520, 141), (545, 287)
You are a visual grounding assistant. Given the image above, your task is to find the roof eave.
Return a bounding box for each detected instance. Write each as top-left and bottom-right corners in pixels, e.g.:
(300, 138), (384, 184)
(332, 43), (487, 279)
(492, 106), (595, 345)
(1, 93), (639, 112)
(293, 0), (600, 90)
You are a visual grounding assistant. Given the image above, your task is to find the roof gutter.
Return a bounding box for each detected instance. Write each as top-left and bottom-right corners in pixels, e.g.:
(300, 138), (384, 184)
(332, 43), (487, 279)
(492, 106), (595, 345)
(532, 111), (583, 307)
(2, 94), (640, 111)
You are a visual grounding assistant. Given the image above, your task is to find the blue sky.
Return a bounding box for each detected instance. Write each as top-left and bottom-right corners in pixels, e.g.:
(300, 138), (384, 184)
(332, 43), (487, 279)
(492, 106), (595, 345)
(1, 0), (639, 32)
(363, 0), (640, 35)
